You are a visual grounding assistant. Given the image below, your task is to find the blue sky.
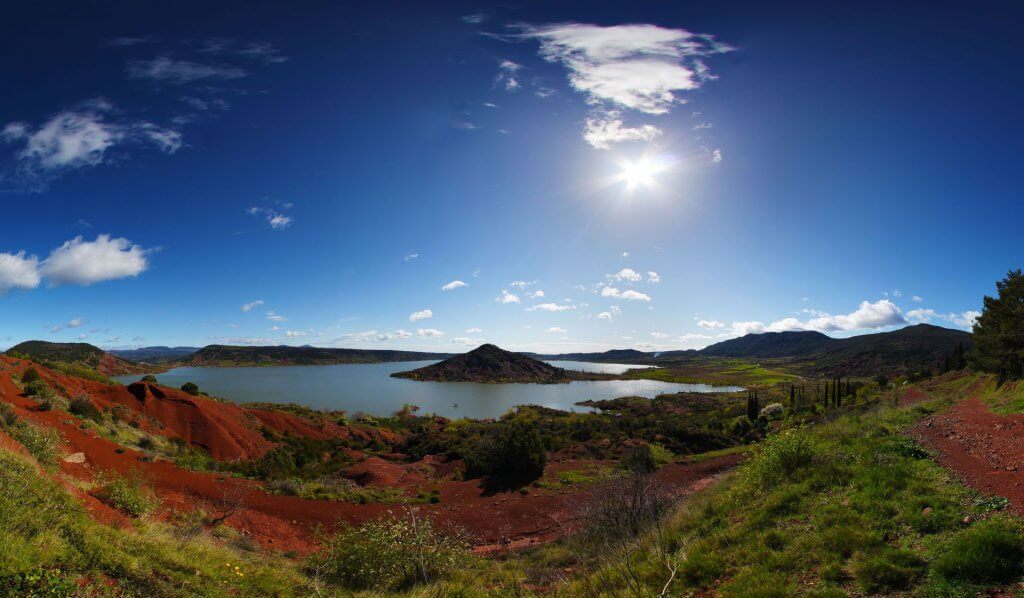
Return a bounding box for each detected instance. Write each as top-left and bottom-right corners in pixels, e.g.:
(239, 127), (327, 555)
(1, 1), (1021, 353)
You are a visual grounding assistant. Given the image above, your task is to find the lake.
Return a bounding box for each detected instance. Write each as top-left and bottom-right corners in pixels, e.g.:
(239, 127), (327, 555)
(115, 360), (742, 419)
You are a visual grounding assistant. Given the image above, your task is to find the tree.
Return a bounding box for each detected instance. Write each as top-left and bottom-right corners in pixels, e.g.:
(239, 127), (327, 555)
(181, 382), (200, 395)
(464, 418), (547, 483)
(969, 269), (1024, 381)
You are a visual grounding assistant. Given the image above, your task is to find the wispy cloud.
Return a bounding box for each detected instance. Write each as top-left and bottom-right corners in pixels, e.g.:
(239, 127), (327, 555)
(529, 302), (576, 312)
(515, 23), (732, 149)
(2, 101), (181, 186)
(497, 289), (521, 304)
(241, 300), (264, 312)
(495, 60), (522, 91)
(247, 205), (293, 229)
(127, 56), (247, 84)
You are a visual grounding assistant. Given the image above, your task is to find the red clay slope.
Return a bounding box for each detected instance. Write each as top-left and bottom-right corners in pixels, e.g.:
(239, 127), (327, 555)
(913, 395), (1024, 512)
(3, 356), (397, 461)
(0, 355), (742, 554)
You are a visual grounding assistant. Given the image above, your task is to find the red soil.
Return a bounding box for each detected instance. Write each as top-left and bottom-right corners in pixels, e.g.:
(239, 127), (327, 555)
(0, 356), (742, 555)
(913, 396), (1024, 511)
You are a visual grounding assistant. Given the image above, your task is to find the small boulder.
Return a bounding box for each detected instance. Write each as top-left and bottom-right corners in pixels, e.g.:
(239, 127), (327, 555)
(64, 452), (87, 464)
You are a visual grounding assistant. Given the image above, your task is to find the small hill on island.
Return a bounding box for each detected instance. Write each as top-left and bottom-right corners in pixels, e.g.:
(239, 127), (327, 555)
(392, 343), (605, 383)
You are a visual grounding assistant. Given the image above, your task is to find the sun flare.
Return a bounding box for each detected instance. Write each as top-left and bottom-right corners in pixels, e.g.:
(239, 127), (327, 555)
(617, 157), (665, 191)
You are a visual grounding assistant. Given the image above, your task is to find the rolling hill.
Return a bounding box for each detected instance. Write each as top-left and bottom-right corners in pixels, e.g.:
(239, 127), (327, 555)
(108, 346), (201, 364)
(4, 340), (148, 377)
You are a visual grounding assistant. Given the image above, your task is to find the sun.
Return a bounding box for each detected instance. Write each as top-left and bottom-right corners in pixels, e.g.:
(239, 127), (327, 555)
(617, 157), (665, 191)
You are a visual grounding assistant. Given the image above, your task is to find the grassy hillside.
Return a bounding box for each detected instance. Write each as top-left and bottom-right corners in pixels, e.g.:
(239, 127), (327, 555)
(4, 340), (144, 380)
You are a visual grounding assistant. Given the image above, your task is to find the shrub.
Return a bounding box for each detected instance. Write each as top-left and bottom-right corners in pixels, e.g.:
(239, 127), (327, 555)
(932, 517), (1024, 583)
(140, 374), (158, 384)
(180, 382), (200, 395)
(463, 418), (546, 483)
(0, 403), (17, 427)
(620, 442), (674, 474)
(743, 428), (815, 493)
(20, 367), (40, 384)
(309, 512), (467, 591)
(7, 422), (61, 467)
(69, 395), (103, 423)
(96, 470), (159, 517)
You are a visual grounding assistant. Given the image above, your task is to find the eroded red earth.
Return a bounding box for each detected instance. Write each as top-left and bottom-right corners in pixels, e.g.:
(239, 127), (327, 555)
(0, 355), (741, 554)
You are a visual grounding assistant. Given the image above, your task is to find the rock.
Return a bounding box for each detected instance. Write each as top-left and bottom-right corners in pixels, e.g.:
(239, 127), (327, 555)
(922, 507), (933, 515)
(962, 516), (973, 524)
(64, 452), (86, 464)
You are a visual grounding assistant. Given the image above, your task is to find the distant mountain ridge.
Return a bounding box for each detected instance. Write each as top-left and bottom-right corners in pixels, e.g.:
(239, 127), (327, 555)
(185, 344), (454, 367)
(108, 346), (201, 364)
(539, 324), (972, 376)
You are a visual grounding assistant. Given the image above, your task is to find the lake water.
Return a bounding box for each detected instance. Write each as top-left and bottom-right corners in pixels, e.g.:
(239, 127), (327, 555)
(115, 360), (742, 419)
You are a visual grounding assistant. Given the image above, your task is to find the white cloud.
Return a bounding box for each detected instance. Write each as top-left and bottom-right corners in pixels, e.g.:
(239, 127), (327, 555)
(547, 326), (567, 333)
(409, 309), (433, 322)
(650, 332), (668, 338)
(609, 267), (643, 282)
(442, 280), (468, 291)
(697, 319), (725, 329)
(40, 235), (148, 286)
(50, 316), (84, 333)
(466, 327), (482, 333)
(728, 299), (907, 336)
(907, 308), (937, 322)
(241, 300), (264, 312)
(912, 295), (923, 302)
(495, 60), (522, 91)
(2, 105), (181, 178)
(526, 290), (545, 299)
(711, 148), (722, 163)
(951, 311), (980, 329)
(451, 336), (476, 345)
(510, 280), (535, 288)
(284, 330), (307, 338)
(247, 206), (293, 230)
(601, 286), (651, 301)
(583, 116), (661, 150)
(417, 328), (444, 337)
(647, 271), (661, 283)
(529, 303), (576, 312)
(596, 311), (613, 321)
(609, 305), (622, 316)
(404, 253), (419, 261)
(517, 23), (732, 148)
(266, 310), (286, 322)
(892, 289), (903, 298)
(0, 251), (41, 293)
(127, 57), (247, 84)
(621, 290), (651, 301)
(498, 290), (521, 304)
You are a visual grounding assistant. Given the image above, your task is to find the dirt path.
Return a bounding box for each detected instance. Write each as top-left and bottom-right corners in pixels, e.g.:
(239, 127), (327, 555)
(0, 366), (742, 554)
(912, 396), (1024, 509)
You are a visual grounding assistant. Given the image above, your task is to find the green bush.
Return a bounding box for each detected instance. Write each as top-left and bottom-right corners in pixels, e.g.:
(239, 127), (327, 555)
(180, 382), (200, 395)
(932, 517), (1024, 584)
(463, 418), (546, 483)
(140, 374), (158, 384)
(68, 396), (103, 423)
(742, 428), (815, 493)
(309, 513), (467, 591)
(0, 403), (17, 427)
(96, 471), (159, 517)
(20, 368), (40, 384)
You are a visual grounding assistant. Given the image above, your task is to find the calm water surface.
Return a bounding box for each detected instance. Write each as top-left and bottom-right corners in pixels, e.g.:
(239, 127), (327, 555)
(116, 360), (741, 419)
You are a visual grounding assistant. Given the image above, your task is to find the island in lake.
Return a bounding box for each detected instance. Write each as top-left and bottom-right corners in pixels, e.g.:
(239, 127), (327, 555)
(391, 343), (616, 383)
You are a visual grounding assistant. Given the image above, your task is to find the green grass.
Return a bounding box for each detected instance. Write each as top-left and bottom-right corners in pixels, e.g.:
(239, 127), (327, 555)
(625, 358), (799, 386)
(0, 449), (309, 596)
(929, 371), (1024, 414)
